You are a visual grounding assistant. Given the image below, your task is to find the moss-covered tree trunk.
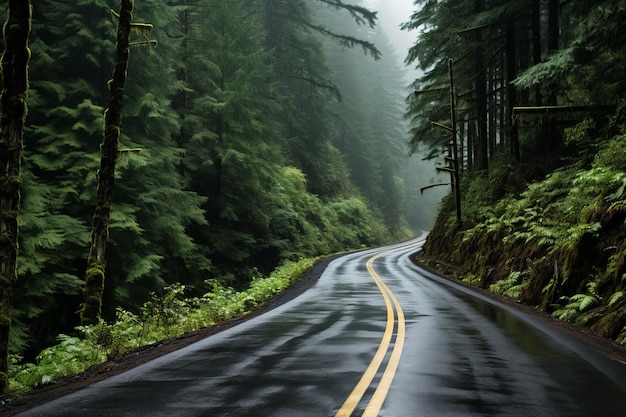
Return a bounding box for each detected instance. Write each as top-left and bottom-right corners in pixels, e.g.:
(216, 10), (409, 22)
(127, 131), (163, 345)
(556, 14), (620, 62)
(0, 0), (31, 393)
(80, 0), (132, 326)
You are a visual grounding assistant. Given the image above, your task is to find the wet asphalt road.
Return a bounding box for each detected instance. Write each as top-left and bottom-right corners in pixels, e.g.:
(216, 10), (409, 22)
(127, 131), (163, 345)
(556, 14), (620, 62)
(17, 237), (626, 416)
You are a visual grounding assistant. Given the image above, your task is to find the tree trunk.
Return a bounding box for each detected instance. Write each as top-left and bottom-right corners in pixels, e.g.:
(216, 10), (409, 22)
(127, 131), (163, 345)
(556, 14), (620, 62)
(507, 20), (520, 162)
(81, 0), (132, 326)
(0, 0), (31, 393)
(545, 0), (560, 144)
(531, 0), (542, 105)
(474, 0), (488, 171)
(547, 0), (559, 107)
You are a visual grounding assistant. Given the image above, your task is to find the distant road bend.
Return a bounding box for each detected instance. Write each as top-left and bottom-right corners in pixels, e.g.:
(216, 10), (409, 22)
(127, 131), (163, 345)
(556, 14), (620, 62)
(16, 237), (626, 416)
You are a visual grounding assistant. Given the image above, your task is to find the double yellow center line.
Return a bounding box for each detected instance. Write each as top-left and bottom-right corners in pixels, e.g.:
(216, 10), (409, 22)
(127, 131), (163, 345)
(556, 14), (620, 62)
(335, 244), (414, 417)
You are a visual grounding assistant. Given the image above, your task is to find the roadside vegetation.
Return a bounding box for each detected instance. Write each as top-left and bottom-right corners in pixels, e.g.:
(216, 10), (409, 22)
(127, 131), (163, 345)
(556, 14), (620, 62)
(420, 128), (626, 346)
(407, 0), (626, 346)
(6, 258), (317, 395)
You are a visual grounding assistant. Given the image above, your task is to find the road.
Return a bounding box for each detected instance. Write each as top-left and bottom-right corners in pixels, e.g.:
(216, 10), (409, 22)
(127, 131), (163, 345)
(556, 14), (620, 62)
(16, 237), (626, 416)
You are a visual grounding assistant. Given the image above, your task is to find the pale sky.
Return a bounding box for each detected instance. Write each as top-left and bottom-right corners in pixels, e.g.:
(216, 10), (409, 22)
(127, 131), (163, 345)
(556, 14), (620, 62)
(362, 0), (421, 82)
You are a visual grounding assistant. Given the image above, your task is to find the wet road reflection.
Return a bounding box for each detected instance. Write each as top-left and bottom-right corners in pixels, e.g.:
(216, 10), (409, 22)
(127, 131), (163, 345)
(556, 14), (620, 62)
(16, 238), (626, 416)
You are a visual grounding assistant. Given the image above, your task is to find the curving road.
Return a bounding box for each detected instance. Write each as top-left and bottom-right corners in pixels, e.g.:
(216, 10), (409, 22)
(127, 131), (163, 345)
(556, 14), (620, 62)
(16, 237), (626, 416)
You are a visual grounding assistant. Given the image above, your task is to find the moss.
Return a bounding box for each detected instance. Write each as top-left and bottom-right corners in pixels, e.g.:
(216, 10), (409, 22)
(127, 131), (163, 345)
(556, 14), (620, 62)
(85, 267), (104, 286)
(591, 308), (626, 339)
(0, 175), (21, 192)
(81, 263), (106, 325)
(80, 294), (103, 326)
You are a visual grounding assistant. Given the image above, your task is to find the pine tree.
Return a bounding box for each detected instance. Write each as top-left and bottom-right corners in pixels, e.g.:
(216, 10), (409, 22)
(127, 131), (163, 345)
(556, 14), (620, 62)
(323, 11), (409, 232)
(81, 0), (137, 325)
(403, 0), (542, 168)
(180, 0), (289, 280)
(259, 0), (380, 198)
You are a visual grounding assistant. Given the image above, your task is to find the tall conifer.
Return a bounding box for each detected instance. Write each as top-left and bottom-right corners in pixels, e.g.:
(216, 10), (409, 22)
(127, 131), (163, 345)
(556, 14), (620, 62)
(81, 0), (136, 325)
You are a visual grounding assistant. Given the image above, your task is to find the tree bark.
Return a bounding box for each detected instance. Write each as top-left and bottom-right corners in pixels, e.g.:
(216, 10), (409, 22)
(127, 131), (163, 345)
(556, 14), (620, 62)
(531, 0), (542, 105)
(474, 0), (488, 171)
(0, 0), (31, 393)
(546, 0), (560, 144)
(507, 20), (520, 162)
(547, 0), (559, 107)
(81, 0), (132, 326)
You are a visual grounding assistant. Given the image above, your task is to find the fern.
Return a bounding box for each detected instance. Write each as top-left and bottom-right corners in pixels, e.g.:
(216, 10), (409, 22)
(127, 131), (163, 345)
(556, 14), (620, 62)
(553, 281), (601, 322)
(608, 291), (624, 307)
(572, 293), (599, 312)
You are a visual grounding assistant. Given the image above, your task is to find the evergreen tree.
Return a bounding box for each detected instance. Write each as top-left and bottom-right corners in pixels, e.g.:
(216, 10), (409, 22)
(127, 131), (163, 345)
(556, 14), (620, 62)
(403, 0), (560, 168)
(81, 0), (146, 325)
(180, 0), (288, 282)
(14, 0), (207, 343)
(13, 0), (111, 353)
(259, 0), (379, 198)
(323, 11), (409, 232)
(103, 0), (209, 312)
(6, 0), (403, 362)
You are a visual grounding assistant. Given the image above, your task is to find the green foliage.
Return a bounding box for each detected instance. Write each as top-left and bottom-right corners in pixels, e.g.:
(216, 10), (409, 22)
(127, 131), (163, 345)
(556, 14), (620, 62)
(11, 0), (409, 364)
(417, 0), (626, 347)
(514, 47), (575, 90)
(516, 0), (626, 104)
(8, 334), (104, 394)
(594, 133), (626, 171)
(608, 291), (624, 308)
(7, 258), (317, 395)
(489, 270), (528, 301)
(553, 281), (601, 325)
(563, 117), (596, 147)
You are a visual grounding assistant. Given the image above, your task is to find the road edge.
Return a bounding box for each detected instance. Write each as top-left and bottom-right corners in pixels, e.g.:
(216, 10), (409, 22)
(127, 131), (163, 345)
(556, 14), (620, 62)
(0, 253), (346, 416)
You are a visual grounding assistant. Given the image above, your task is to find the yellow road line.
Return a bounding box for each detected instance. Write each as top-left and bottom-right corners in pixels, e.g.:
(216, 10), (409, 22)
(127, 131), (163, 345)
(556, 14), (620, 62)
(335, 254), (395, 417)
(362, 276), (406, 416)
(335, 243), (416, 417)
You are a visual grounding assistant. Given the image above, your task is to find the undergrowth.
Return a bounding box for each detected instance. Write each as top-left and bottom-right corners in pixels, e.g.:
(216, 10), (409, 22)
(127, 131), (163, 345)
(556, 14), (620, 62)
(6, 257), (317, 395)
(422, 125), (626, 346)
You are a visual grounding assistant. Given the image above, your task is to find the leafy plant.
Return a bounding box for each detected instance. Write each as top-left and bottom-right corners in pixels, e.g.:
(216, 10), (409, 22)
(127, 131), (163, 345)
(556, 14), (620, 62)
(489, 270), (528, 300)
(553, 281), (601, 324)
(6, 257), (318, 396)
(607, 291), (625, 308)
(8, 334), (104, 394)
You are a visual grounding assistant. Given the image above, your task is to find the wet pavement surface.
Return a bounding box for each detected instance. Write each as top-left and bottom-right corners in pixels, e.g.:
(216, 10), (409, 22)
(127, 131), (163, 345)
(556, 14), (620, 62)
(14, 238), (626, 416)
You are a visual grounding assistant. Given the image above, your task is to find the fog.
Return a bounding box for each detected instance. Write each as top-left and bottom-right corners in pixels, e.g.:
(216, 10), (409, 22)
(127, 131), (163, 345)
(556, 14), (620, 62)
(362, 0), (448, 230)
(364, 0), (420, 82)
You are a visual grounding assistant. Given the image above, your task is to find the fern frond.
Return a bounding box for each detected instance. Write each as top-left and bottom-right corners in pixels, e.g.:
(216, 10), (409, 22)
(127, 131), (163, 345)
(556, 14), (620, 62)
(608, 291), (624, 307)
(577, 294), (598, 312)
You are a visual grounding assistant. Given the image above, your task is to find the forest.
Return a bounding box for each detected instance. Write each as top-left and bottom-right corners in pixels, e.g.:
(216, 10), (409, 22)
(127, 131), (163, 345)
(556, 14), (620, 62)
(408, 0), (626, 349)
(2, 0), (625, 400)
(0, 0), (444, 395)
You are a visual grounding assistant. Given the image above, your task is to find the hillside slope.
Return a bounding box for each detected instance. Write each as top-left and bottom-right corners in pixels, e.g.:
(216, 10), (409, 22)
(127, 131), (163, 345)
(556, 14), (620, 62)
(419, 130), (626, 346)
